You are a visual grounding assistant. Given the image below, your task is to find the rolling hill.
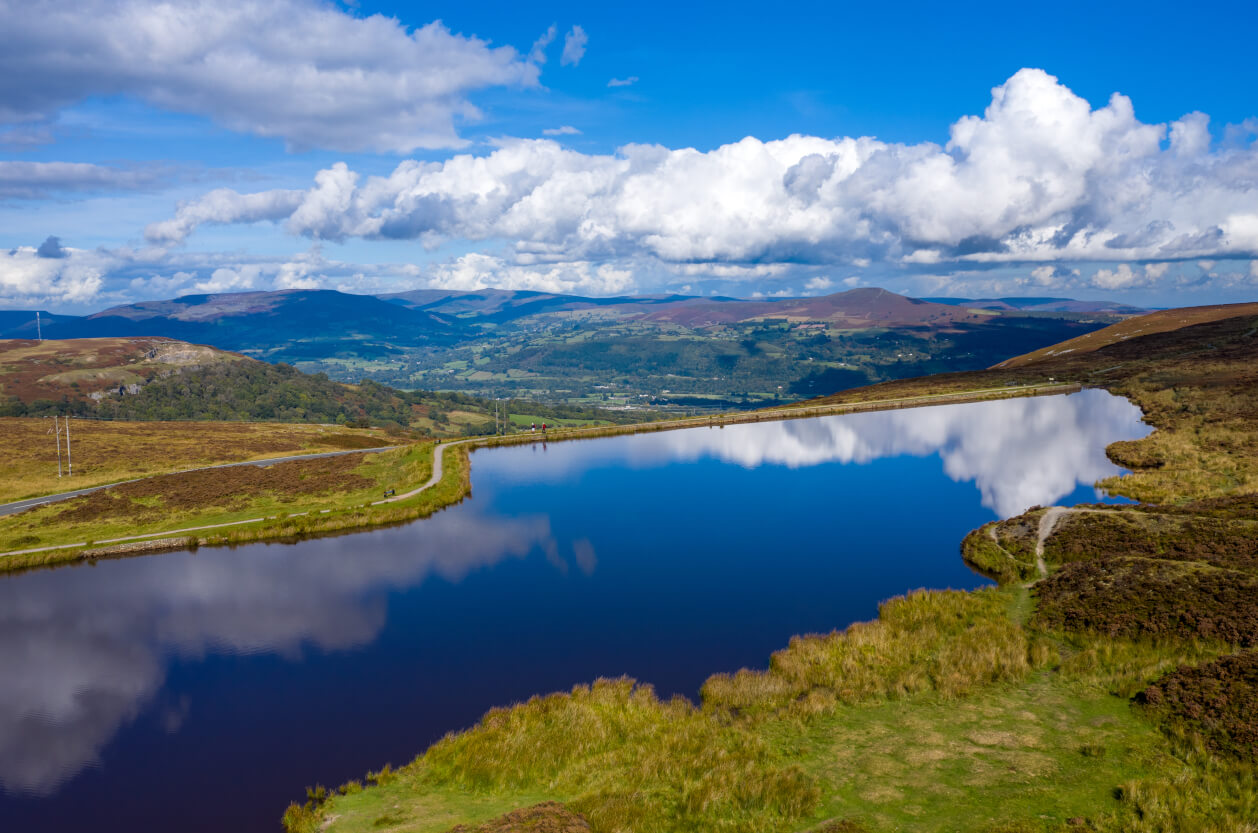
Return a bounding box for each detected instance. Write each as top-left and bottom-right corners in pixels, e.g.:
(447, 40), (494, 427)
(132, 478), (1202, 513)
(993, 301), (1258, 368)
(0, 337), (640, 433)
(0, 337), (242, 405)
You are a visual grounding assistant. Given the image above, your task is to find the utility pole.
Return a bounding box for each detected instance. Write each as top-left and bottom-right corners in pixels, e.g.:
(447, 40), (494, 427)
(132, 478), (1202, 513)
(36, 311), (42, 341)
(51, 416), (62, 478)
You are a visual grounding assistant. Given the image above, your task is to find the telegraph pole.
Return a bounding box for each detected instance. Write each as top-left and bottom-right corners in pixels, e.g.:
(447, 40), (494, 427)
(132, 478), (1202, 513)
(36, 311), (42, 341)
(51, 416), (62, 478)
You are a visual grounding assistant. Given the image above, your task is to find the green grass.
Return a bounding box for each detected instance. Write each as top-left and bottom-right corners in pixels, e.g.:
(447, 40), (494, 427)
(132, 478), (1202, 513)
(297, 313), (1258, 833)
(0, 442), (477, 572)
(299, 589), (1197, 833)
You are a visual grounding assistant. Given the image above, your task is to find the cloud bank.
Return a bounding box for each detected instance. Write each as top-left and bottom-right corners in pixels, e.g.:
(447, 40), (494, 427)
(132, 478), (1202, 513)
(0, 0), (541, 153)
(144, 70), (1258, 275)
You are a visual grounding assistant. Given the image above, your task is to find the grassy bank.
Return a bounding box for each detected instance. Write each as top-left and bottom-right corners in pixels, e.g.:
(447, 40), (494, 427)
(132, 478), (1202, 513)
(0, 382), (1069, 573)
(291, 310), (1258, 832)
(0, 442), (473, 572)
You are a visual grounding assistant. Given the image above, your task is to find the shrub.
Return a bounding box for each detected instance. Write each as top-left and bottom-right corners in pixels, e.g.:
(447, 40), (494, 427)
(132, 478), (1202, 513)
(1034, 557), (1258, 646)
(1138, 651), (1258, 761)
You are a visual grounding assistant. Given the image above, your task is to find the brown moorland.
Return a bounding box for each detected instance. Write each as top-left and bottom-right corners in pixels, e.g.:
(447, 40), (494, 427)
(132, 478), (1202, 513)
(0, 416), (394, 503)
(0, 336), (240, 403)
(1138, 651), (1258, 761)
(993, 301), (1258, 369)
(51, 453), (375, 524)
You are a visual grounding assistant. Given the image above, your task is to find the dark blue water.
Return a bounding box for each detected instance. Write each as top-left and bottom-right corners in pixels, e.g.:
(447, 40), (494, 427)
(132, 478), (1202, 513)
(0, 390), (1147, 832)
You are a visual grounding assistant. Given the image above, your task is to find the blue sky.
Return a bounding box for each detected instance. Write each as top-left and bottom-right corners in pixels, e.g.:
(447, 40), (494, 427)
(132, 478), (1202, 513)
(2, 0), (1257, 312)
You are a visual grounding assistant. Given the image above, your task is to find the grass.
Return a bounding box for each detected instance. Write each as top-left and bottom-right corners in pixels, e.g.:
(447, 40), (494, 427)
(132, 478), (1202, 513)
(0, 416), (399, 503)
(297, 589), (1198, 833)
(297, 308), (1258, 833)
(0, 442), (475, 572)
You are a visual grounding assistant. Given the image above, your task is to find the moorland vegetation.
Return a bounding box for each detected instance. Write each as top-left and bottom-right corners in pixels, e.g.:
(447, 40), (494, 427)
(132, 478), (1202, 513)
(286, 307), (1258, 833)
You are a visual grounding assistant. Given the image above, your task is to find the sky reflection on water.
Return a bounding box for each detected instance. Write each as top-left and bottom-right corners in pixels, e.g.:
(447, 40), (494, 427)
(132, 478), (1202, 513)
(0, 390), (1148, 831)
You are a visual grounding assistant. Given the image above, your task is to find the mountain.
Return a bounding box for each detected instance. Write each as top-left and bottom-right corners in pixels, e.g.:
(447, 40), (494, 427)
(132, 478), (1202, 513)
(378, 288), (737, 325)
(0, 290), (461, 360)
(921, 296), (1148, 315)
(994, 301), (1258, 369)
(1, 287), (1129, 410)
(381, 287), (1040, 328)
(634, 287), (1000, 327)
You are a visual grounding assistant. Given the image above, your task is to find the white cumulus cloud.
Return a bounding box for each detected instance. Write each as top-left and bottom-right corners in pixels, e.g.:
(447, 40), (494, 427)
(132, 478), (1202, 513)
(144, 68), (1258, 280)
(0, 0), (541, 153)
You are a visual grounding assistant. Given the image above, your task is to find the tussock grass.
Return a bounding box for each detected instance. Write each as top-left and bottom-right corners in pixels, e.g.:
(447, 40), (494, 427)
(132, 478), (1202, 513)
(702, 589), (1033, 715)
(0, 416), (397, 503)
(961, 523), (1039, 584)
(417, 677), (820, 832)
(303, 311), (1258, 832)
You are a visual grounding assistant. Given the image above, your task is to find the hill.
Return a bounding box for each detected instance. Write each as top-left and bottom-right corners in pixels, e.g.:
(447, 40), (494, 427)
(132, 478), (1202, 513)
(993, 301), (1258, 368)
(631, 287), (992, 327)
(0, 337), (243, 406)
(0, 337), (642, 434)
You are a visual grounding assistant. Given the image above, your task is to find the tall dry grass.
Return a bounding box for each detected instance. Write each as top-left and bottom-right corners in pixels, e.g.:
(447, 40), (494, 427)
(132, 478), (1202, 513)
(415, 677), (821, 832)
(701, 588), (1036, 716)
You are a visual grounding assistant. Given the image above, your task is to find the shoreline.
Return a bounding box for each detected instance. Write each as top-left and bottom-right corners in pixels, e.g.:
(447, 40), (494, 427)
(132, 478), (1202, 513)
(0, 382), (1080, 572)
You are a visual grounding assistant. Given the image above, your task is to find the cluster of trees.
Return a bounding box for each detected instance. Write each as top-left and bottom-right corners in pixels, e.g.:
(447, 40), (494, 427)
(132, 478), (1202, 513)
(0, 360), (643, 429)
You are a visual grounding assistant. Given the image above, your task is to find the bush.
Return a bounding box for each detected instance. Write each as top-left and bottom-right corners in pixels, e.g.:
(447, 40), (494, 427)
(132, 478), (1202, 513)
(1138, 651), (1258, 761)
(1035, 557), (1258, 646)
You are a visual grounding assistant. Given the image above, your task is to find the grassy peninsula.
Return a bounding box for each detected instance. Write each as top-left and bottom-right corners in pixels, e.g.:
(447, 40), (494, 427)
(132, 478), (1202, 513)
(285, 306), (1258, 833)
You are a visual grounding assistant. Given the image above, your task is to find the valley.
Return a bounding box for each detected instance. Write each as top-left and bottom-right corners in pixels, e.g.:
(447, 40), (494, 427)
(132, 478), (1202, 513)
(2, 287), (1128, 411)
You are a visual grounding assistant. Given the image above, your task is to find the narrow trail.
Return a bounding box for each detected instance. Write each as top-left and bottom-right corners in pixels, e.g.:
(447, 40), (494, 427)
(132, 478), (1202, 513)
(1035, 506), (1070, 579)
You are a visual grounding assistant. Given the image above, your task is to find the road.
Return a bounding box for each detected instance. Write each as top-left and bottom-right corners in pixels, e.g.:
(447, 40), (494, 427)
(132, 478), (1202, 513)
(0, 446), (400, 517)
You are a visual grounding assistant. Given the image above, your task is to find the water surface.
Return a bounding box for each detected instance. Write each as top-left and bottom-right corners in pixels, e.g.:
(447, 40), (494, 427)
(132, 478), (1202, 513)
(0, 390), (1147, 832)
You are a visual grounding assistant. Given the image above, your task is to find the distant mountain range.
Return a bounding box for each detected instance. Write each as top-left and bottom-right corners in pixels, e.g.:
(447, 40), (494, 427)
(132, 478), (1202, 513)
(920, 296), (1148, 315)
(1, 287), (1137, 407)
(1, 287), (1142, 344)
(1, 290), (458, 360)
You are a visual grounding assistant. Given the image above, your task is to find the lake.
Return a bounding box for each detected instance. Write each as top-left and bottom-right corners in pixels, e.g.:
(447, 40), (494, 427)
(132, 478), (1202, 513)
(0, 390), (1148, 832)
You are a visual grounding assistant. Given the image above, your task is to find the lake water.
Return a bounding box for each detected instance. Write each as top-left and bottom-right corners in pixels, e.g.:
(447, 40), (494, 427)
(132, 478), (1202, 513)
(0, 390), (1148, 832)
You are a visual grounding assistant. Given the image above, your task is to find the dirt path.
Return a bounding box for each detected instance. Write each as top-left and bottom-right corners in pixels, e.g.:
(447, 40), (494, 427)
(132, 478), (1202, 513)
(1034, 507), (1071, 579)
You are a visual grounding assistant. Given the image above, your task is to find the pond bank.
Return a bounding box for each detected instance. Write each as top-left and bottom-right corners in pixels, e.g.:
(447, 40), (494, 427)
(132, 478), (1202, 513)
(0, 382), (1078, 573)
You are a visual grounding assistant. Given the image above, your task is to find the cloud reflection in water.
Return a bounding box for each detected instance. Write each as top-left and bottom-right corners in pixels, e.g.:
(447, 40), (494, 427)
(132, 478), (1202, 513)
(0, 508), (551, 796)
(0, 390), (1145, 798)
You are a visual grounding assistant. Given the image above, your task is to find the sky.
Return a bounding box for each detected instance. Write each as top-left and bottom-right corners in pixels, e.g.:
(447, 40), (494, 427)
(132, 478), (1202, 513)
(2, 0), (1257, 313)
